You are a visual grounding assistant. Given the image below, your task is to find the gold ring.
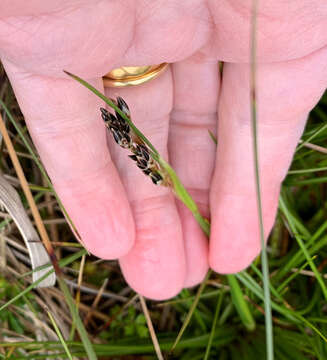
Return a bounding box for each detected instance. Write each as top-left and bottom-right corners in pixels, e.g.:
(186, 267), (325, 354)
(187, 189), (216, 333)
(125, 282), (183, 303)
(103, 63), (168, 87)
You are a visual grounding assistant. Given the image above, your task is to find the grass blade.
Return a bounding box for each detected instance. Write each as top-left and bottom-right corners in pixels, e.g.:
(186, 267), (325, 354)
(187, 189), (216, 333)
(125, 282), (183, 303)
(47, 309), (73, 360)
(170, 270), (212, 353)
(227, 275), (256, 331)
(158, 158), (210, 235)
(58, 277), (97, 360)
(250, 0), (273, 358)
(203, 290), (224, 360)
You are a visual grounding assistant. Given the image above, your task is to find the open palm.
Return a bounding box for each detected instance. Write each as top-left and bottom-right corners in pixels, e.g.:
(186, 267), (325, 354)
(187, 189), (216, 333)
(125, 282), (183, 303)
(0, 0), (326, 299)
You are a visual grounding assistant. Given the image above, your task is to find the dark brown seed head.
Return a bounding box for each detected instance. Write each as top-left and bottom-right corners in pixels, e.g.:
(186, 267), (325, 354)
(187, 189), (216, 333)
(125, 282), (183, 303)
(142, 150), (150, 162)
(117, 96), (130, 117)
(110, 128), (131, 149)
(100, 107), (108, 116)
(112, 128), (123, 145)
(121, 134), (132, 148)
(100, 107), (110, 122)
(136, 158), (148, 170)
(129, 154), (138, 161)
(109, 124), (119, 134)
(134, 144), (149, 157)
(150, 172), (163, 185)
(115, 111), (130, 134)
(100, 103), (164, 186)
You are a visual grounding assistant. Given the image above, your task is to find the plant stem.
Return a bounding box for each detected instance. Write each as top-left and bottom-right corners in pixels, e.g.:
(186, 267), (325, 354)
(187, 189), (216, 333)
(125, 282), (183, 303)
(250, 0), (274, 358)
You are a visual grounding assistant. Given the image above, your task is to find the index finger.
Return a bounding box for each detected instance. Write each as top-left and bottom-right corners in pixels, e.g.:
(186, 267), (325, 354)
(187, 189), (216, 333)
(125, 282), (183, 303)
(3, 60), (135, 258)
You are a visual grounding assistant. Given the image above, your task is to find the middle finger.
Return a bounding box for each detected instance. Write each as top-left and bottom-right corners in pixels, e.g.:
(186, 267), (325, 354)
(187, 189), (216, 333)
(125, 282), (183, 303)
(169, 55), (220, 286)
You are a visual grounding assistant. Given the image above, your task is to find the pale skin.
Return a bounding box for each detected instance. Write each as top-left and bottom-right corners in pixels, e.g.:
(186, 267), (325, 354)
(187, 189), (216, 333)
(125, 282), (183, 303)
(0, 1), (326, 300)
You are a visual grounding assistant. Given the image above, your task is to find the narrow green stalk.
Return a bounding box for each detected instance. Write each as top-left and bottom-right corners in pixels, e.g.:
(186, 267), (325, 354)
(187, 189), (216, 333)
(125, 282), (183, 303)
(286, 176), (327, 186)
(170, 270), (212, 353)
(57, 277), (97, 360)
(288, 166), (327, 175)
(47, 309), (73, 360)
(158, 158), (210, 235)
(203, 290), (224, 360)
(250, 0), (273, 358)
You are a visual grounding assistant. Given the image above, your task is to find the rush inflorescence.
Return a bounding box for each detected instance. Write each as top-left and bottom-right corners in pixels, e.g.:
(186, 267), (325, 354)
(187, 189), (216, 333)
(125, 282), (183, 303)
(100, 97), (164, 186)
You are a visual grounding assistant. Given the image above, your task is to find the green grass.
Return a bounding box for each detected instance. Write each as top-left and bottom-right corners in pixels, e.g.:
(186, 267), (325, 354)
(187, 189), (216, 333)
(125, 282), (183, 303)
(1, 64), (327, 359)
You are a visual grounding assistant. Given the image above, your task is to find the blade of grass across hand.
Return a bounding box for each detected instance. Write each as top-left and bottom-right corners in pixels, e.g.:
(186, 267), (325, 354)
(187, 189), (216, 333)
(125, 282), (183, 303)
(64, 71), (211, 236)
(250, 0), (273, 358)
(158, 158), (210, 235)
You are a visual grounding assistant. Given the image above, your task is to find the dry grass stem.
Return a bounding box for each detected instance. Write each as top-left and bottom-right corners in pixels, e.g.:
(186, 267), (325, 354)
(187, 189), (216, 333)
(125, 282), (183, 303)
(44, 177), (60, 256)
(84, 278), (109, 326)
(291, 268), (327, 278)
(139, 295), (164, 360)
(75, 254), (86, 307)
(64, 278), (128, 301)
(300, 141), (327, 154)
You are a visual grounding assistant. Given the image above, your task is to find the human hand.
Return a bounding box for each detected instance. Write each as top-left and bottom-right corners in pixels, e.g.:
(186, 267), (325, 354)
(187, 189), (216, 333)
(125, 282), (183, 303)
(0, 1), (326, 300)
